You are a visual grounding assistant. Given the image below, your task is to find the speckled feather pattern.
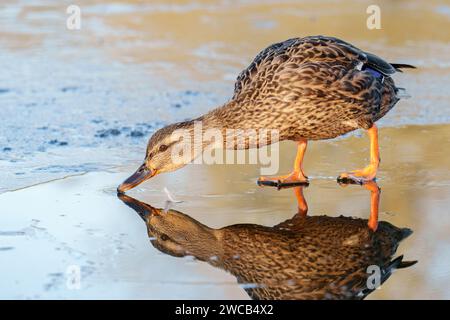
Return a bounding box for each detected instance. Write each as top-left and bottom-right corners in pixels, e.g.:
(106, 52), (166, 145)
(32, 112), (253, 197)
(208, 36), (401, 141)
(219, 215), (410, 300)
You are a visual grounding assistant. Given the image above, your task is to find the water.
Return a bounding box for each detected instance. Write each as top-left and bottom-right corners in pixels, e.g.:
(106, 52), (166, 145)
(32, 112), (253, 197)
(0, 0), (450, 299)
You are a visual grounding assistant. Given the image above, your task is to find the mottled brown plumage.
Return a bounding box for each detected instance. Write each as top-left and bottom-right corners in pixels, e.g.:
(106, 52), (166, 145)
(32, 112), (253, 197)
(118, 190), (416, 300)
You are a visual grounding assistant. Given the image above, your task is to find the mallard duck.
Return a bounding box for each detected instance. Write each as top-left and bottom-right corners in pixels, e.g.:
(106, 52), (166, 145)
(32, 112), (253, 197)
(118, 36), (415, 192)
(118, 184), (416, 300)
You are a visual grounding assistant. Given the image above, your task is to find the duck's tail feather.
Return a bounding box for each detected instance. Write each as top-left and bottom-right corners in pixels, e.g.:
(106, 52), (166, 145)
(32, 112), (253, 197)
(391, 63), (416, 72)
(360, 255), (417, 299)
(398, 259), (418, 269)
(395, 87), (411, 99)
(388, 255), (418, 272)
(379, 255), (417, 287)
(400, 227), (413, 241)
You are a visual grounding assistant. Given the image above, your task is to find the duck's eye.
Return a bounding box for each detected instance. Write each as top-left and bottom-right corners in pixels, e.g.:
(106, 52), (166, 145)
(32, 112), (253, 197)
(160, 234), (170, 241)
(159, 144), (168, 152)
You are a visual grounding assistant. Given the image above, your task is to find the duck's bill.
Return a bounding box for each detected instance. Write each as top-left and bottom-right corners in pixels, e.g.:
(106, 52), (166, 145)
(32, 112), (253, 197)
(117, 193), (161, 220)
(117, 164), (156, 193)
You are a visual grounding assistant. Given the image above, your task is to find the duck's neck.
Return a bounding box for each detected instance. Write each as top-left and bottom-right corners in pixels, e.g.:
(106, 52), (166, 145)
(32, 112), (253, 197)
(192, 229), (224, 263)
(175, 102), (238, 149)
(198, 101), (236, 129)
(178, 101), (273, 151)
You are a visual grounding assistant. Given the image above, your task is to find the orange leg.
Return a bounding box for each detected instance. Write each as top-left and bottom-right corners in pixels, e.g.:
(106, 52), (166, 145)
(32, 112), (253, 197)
(338, 124), (380, 184)
(364, 181), (380, 232)
(294, 186), (308, 216)
(258, 139), (308, 187)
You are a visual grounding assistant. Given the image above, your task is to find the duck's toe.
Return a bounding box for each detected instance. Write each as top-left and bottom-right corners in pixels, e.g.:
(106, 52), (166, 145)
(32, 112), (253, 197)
(257, 172), (309, 189)
(337, 168), (377, 185)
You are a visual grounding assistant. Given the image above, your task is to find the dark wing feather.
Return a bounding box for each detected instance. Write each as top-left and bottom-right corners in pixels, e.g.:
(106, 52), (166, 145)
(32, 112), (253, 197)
(390, 63), (416, 72)
(364, 52), (397, 75)
(325, 37), (404, 76)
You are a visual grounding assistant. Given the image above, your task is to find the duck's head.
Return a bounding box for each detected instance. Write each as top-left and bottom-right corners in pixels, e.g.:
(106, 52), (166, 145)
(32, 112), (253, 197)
(118, 193), (220, 259)
(117, 122), (195, 193)
(146, 207), (219, 259)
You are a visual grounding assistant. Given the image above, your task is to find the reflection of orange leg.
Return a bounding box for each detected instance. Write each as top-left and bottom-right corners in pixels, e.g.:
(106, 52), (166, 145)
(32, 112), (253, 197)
(294, 186), (308, 216)
(258, 139), (308, 186)
(338, 124), (380, 184)
(364, 181), (380, 232)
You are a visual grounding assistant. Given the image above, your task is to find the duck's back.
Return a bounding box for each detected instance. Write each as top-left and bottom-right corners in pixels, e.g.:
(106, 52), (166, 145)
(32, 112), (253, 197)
(228, 36), (402, 140)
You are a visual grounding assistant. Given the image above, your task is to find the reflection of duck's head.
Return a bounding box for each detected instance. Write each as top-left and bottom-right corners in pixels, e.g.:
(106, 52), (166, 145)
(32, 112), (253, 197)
(119, 194), (220, 260)
(118, 186), (417, 300)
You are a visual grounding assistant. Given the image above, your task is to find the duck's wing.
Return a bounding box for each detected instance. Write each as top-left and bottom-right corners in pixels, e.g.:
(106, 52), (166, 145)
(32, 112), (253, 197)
(315, 36), (399, 76)
(232, 36), (401, 100)
(231, 36), (405, 129)
(233, 36), (365, 98)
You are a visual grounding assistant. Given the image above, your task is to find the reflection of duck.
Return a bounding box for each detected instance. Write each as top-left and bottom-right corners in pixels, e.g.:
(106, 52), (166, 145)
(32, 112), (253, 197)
(118, 183), (416, 300)
(118, 36), (415, 192)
